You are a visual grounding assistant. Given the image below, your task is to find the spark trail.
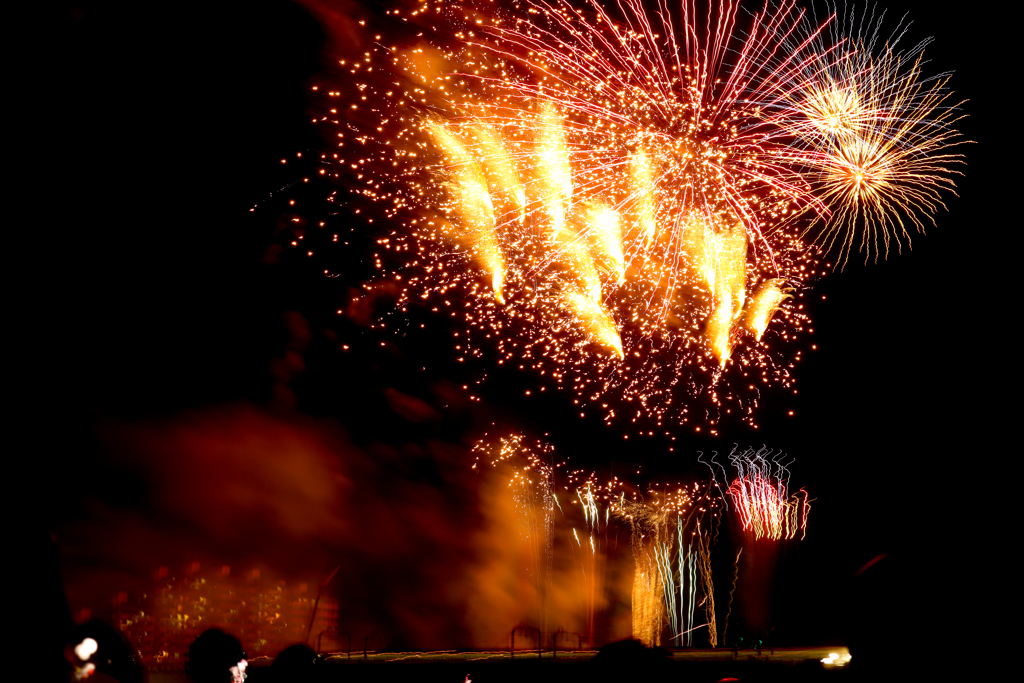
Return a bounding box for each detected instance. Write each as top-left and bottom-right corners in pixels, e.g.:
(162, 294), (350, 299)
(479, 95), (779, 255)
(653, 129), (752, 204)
(702, 444), (811, 541)
(475, 435), (809, 647)
(321, 0), (964, 429)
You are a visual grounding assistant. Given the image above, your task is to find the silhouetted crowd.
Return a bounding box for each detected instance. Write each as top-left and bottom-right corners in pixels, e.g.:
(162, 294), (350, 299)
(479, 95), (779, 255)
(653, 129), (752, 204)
(65, 621), (328, 682)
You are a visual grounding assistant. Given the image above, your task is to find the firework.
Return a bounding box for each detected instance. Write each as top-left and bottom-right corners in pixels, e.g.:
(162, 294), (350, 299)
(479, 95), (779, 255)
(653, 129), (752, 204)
(473, 435), (558, 639)
(473, 436), (811, 647)
(326, 0), (828, 430)
(703, 444), (811, 541)
(693, 519), (719, 647)
(571, 482), (601, 647)
(475, 434), (641, 648)
(779, 5), (967, 266)
(316, 0), (963, 428)
(700, 445), (811, 640)
(728, 473), (810, 541)
(616, 493), (679, 647)
(722, 547), (742, 646)
(614, 485), (721, 647)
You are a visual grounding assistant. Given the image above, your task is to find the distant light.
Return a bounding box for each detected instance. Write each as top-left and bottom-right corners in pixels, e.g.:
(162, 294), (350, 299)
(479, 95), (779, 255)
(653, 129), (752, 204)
(74, 638), (98, 661)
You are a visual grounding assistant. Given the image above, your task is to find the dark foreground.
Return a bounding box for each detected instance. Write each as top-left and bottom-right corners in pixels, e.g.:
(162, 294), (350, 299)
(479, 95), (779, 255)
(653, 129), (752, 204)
(152, 647), (854, 683)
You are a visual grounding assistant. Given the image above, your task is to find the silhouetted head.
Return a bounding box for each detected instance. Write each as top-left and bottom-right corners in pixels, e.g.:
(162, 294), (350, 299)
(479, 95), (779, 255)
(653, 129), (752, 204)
(591, 639), (671, 682)
(187, 629), (247, 683)
(271, 643), (319, 681)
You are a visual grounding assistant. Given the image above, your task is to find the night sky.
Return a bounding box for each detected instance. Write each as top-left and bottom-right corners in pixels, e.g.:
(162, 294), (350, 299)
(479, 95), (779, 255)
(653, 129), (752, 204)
(26, 0), (1005, 666)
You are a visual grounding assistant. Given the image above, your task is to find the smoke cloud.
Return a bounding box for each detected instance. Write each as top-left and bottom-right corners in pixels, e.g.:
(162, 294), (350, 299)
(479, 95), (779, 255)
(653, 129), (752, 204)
(58, 405), (634, 650)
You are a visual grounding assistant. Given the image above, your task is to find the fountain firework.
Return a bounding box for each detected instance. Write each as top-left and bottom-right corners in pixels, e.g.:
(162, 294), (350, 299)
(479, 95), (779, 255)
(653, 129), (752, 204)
(474, 436), (808, 647)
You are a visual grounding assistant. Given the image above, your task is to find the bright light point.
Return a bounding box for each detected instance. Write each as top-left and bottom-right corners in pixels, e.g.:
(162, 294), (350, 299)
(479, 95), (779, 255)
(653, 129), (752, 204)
(75, 638), (98, 661)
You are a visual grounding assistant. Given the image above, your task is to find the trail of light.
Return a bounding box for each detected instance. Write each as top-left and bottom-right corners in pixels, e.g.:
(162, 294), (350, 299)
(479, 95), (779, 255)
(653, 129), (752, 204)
(776, 8), (967, 266)
(670, 622), (710, 638)
(722, 547), (742, 647)
(473, 434), (557, 639)
(656, 539), (679, 639)
(320, 0), (964, 430)
(476, 435), (771, 649)
(676, 519), (688, 646)
(614, 485), (714, 647)
(426, 121), (506, 303)
(536, 102), (574, 239)
(630, 150), (658, 249)
(469, 122), (528, 225)
(744, 278), (792, 340)
(565, 290), (623, 359)
(686, 542), (698, 647)
(704, 445), (810, 541)
(694, 519), (718, 647)
(330, 0), (857, 430)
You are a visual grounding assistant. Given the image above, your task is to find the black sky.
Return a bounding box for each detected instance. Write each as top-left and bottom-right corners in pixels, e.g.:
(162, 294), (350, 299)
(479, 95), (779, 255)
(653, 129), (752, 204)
(23, 0), (1007, 662)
